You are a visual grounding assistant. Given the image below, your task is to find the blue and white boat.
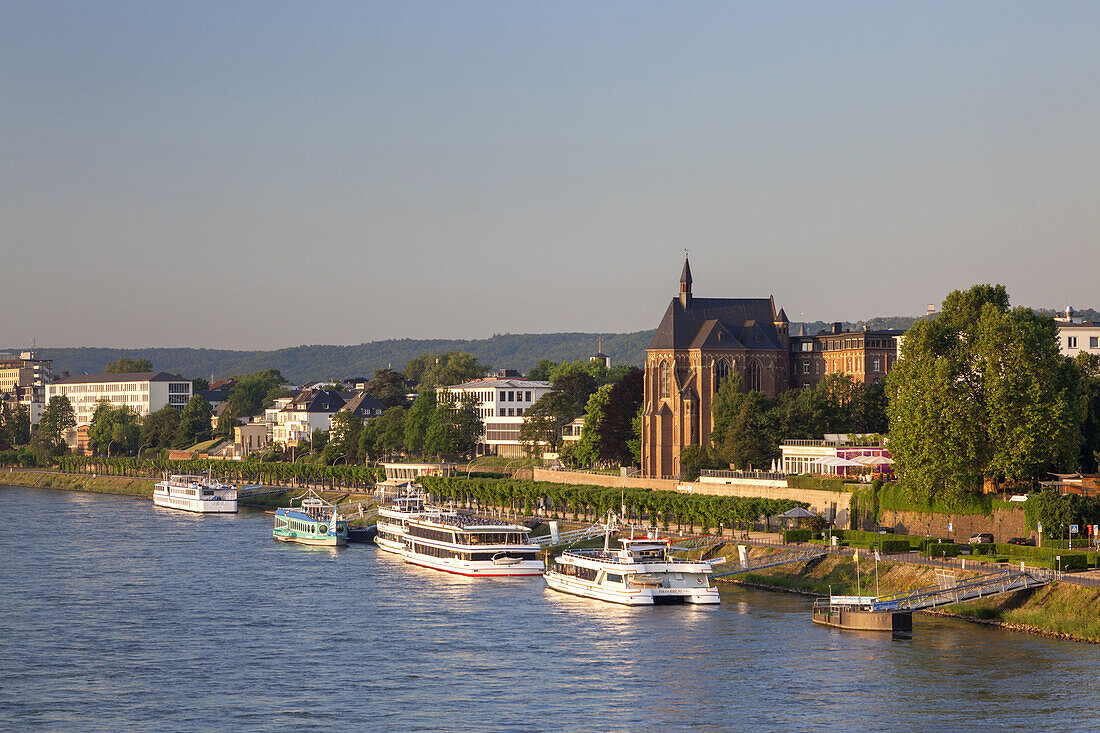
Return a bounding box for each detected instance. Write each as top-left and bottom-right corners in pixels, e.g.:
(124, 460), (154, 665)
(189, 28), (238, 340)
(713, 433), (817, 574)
(273, 489), (348, 546)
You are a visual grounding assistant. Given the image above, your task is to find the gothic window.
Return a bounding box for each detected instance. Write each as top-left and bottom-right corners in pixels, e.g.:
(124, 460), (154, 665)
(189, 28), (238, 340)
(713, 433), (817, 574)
(659, 360), (671, 399)
(714, 359), (730, 392)
(748, 360), (762, 393)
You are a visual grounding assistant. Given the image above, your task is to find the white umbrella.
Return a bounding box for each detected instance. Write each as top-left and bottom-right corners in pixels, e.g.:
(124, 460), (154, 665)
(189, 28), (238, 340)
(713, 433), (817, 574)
(853, 455), (895, 466)
(780, 506), (817, 519)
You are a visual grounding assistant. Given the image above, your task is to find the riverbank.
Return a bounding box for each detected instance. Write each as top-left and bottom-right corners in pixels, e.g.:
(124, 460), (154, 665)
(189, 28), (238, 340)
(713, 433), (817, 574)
(2, 469), (155, 497)
(705, 544), (1100, 644)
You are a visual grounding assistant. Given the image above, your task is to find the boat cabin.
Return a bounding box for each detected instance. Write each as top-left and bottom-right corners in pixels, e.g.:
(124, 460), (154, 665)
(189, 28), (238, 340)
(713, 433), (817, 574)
(616, 537), (671, 563)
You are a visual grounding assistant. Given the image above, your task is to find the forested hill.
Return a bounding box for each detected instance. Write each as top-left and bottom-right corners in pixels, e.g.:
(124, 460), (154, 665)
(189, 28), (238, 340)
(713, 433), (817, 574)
(12, 315), (936, 384)
(21, 332), (656, 384)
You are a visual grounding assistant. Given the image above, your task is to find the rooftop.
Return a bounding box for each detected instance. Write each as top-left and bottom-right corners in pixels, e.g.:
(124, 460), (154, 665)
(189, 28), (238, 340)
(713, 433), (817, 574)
(51, 371), (188, 385)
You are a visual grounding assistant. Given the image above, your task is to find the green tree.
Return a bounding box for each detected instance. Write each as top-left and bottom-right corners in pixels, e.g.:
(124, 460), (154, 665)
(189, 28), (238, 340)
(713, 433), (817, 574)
(551, 368), (598, 417)
(325, 410), (363, 464)
(598, 368), (644, 465)
(887, 285), (1084, 504)
(404, 389), (437, 454)
(6, 403), (30, 446)
(228, 369), (289, 418)
(365, 368), (408, 408)
(174, 395), (213, 447)
(519, 391), (577, 455)
(714, 391), (776, 470)
(1076, 353), (1100, 473)
(141, 406), (181, 453)
(424, 397), (481, 458)
(191, 377), (210, 392)
(574, 384), (613, 467)
(36, 395), (76, 453)
(105, 357), (153, 373)
(404, 352), (489, 388)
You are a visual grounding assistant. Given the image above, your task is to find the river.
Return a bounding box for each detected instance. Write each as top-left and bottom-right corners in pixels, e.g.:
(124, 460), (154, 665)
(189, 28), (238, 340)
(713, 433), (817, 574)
(1, 485), (1097, 731)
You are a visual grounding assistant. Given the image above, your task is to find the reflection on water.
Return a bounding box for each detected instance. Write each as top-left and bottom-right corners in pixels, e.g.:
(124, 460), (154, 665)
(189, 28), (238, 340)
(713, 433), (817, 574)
(1, 485), (1098, 732)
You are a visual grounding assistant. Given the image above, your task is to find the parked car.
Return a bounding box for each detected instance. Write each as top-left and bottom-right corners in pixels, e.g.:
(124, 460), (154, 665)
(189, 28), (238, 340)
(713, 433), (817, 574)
(876, 526), (895, 534)
(1007, 537), (1034, 546)
(968, 533), (994, 544)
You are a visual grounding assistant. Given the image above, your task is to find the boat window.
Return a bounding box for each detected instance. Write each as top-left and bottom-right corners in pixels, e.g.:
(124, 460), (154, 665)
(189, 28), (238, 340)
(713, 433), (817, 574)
(605, 573), (623, 584)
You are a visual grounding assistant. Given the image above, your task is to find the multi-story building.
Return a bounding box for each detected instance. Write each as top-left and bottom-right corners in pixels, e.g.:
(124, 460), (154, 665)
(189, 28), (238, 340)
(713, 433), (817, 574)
(271, 389), (345, 447)
(0, 350), (54, 424)
(789, 324), (902, 389)
(46, 372), (192, 445)
(1055, 307), (1100, 358)
(438, 378), (553, 457)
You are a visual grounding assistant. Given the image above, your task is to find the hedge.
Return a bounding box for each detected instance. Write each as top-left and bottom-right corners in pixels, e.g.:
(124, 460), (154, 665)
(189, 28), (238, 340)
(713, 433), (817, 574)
(781, 529), (813, 543)
(926, 543), (960, 558)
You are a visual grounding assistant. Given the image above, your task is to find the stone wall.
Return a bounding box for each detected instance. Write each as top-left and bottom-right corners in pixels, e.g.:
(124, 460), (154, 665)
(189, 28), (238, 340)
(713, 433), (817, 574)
(880, 507), (1032, 543)
(532, 468), (681, 492)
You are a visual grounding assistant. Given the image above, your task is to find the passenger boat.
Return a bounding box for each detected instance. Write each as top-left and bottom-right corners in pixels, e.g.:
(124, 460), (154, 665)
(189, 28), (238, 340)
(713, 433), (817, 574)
(401, 512), (545, 576)
(812, 596), (913, 633)
(544, 527), (721, 605)
(374, 490), (430, 555)
(152, 474), (245, 513)
(272, 489), (348, 546)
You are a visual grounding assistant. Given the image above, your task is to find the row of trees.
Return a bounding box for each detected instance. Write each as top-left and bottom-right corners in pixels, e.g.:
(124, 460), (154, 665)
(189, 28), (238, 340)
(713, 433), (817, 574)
(420, 476), (804, 534)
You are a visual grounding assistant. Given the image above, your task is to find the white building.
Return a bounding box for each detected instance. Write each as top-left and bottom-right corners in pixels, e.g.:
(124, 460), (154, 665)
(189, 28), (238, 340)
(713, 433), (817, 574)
(0, 350), (54, 424)
(271, 389), (345, 447)
(46, 372), (192, 438)
(438, 378), (553, 457)
(1055, 308), (1100, 358)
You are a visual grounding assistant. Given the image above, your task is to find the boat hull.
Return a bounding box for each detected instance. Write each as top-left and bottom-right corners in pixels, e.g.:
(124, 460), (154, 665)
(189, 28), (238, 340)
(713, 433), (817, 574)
(812, 606), (913, 633)
(544, 572), (720, 605)
(273, 532), (346, 547)
(403, 552), (544, 577)
(152, 494), (238, 513)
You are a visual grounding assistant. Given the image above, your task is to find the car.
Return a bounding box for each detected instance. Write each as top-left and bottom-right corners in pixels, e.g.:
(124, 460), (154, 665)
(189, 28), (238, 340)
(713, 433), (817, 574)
(968, 533), (994, 544)
(876, 526), (895, 534)
(1007, 537), (1034, 546)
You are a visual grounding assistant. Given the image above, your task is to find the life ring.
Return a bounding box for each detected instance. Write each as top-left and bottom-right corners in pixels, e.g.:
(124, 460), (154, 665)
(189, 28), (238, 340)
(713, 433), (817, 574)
(319, 524), (328, 533)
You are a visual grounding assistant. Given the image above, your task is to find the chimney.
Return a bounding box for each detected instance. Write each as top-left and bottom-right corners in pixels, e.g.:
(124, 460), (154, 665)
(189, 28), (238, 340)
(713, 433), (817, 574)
(832, 322), (843, 335)
(926, 304), (936, 317)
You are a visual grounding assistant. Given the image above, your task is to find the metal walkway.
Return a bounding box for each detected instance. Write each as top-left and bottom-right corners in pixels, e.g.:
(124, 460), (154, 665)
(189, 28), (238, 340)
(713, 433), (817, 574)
(237, 485), (291, 498)
(531, 522), (616, 548)
(870, 567), (1051, 611)
(712, 546), (827, 578)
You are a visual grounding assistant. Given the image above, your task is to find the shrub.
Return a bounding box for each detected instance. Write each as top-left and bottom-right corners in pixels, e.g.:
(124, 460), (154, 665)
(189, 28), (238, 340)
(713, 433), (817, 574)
(781, 529), (813, 543)
(927, 542), (959, 558)
(879, 538), (911, 553)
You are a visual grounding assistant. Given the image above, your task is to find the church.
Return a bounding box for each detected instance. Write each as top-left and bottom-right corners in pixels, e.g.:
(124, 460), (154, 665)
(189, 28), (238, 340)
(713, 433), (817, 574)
(640, 257), (790, 478)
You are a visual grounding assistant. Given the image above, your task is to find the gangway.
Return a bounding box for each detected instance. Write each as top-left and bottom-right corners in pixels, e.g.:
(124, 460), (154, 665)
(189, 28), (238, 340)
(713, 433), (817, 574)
(871, 568), (1051, 612)
(237, 484), (291, 498)
(531, 521), (617, 547)
(711, 545), (826, 578)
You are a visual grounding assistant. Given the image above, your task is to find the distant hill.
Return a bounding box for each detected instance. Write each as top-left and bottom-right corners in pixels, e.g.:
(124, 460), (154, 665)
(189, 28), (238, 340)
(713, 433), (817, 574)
(17, 332), (656, 384)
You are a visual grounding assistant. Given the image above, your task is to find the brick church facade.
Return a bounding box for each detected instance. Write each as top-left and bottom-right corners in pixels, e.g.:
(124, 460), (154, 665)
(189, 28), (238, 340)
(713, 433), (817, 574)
(641, 258), (790, 478)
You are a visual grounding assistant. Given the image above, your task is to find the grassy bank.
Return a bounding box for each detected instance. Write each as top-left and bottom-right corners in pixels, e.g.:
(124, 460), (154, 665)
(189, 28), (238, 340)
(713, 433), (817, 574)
(2, 469), (155, 498)
(702, 544), (1100, 644)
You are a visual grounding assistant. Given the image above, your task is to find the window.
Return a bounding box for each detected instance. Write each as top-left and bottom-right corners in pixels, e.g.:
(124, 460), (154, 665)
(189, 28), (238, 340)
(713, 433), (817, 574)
(714, 359), (730, 392)
(659, 360), (671, 399)
(1091, 337), (1098, 349)
(801, 342), (813, 352)
(1068, 337), (1078, 349)
(748, 360), (761, 392)
(508, 391), (514, 401)
(873, 358), (881, 372)
(802, 362), (810, 375)
(525, 391), (532, 401)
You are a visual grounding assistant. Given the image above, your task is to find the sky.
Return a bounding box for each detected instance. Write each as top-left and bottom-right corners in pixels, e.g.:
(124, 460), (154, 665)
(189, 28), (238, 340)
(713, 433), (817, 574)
(3, 2), (1098, 349)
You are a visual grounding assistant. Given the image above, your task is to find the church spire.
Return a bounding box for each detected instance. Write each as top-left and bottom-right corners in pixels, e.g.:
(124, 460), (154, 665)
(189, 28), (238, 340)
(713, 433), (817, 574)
(679, 254), (692, 308)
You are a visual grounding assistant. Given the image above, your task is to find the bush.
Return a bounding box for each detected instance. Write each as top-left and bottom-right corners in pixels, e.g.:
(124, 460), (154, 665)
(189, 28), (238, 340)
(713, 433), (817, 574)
(786, 474), (852, 493)
(927, 542), (960, 558)
(879, 538), (911, 553)
(781, 529), (813, 543)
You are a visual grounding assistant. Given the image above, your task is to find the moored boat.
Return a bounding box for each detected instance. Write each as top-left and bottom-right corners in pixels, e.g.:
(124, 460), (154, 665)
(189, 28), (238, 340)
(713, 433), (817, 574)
(544, 525), (721, 605)
(153, 474), (246, 514)
(374, 490), (430, 555)
(401, 512), (544, 576)
(272, 489), (348, 546)
(811, 597), (913, 633)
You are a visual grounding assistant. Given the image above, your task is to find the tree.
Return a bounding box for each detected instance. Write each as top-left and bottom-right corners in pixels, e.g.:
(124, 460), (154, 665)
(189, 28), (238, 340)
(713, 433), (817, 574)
(361, 406), (407, 461)
(714, 391), (776, 470)
(325, 410), (363, 464)
(404, 352), (489, 388)
(574, 384), (613, 467)
(36, 395), (76, 454)
(191, 377), (210, 393)
(551, 368), (598, 418)
(227, 370), (288, 418)
(141, 406), (181, 452)
(174, 395), (213, 447)
(519, 391), (578, 455)
(1076, 353), (1100, 473)
(424, 397), (481, 458)
(5, 403), (30, 446)
(105, 357), (153, 373)
(598, 368), (644, 466)
(404, 389), (437, 454)
(365, 368), (408, 408)
(887, 284), (1084, 504)
(526, 359), (555, 381)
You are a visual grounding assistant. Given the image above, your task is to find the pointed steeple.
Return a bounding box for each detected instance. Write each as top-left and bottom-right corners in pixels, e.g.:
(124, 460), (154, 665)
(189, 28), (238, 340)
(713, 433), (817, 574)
(679, 255), (692, 308)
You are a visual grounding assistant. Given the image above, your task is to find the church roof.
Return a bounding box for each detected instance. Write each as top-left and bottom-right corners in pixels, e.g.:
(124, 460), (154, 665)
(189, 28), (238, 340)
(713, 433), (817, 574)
(648, 297), (783, 351)
(775, 307), (789, 323)
(680, 257), (692, 284)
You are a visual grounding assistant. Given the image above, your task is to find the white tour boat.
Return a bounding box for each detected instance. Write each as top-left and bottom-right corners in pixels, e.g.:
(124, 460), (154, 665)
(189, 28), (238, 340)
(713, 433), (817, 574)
(373, 491), (431, 555)
(401, 512), (545, 577)
(153, 474), (248, 514)
(544, 526), (722, 605)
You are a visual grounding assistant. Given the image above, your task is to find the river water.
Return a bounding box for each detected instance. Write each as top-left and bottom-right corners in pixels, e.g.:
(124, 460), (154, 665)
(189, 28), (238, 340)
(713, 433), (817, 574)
(1, 485), (1097, 732)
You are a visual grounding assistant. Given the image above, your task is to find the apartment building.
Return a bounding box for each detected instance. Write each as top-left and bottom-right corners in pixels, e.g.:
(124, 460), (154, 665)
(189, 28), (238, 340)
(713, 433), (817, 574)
(438, 378), (553, 457)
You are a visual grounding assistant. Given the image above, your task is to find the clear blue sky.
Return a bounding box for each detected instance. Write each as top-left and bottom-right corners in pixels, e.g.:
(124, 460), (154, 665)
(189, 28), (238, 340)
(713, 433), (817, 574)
(3, 2), (1098, 348)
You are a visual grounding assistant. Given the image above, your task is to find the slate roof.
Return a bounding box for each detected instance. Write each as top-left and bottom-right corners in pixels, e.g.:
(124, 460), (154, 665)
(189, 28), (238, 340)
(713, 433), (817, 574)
(341, 392), (385, 417)
(283, 389), (345, 413)
(648, 297), (783, 351)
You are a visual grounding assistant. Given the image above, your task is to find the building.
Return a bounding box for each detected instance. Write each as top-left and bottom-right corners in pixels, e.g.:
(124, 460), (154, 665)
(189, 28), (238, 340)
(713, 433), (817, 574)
(340, 392), (385, 420)
(1055, 307), (1100, 358)
(46, 371), (192, 434)
(0, 350), (53, 424)
(438, 378), (553, 457)
(779, 435), (891, 478)
(641, 257), (790, 478)
(271, 388), (345, 447)
(233, 423), (270, 458)
(789, 324), (902, 389)
(589, 337), (611, 369)
(561, 416), (585, 444)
